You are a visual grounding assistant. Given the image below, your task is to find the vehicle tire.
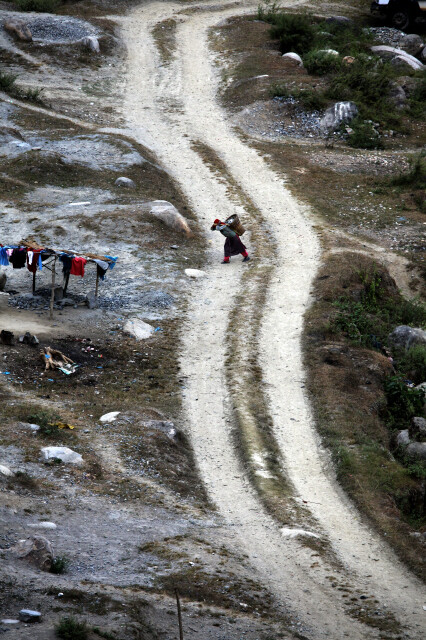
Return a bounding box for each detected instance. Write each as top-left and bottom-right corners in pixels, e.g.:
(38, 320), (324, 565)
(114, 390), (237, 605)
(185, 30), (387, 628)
(391, 10), (411, 30)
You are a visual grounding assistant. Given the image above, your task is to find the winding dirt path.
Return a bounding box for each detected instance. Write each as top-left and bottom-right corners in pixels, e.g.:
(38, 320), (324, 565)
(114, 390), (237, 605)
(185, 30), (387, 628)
(122, 2), (425, 638)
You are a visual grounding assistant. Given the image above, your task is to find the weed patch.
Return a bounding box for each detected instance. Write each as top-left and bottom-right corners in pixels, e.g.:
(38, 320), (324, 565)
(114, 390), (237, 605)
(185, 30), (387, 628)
(50, 555), (70, 575)
(55, 616), (88, 640)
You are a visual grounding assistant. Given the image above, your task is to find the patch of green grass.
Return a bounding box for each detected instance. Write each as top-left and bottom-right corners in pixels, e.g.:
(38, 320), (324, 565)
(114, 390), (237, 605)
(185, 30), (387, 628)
(268, 13), (316, 55)
(50, 555), (70, 575)
(408, 70), (426, 119)
(396, 344), (426, 385)
(384, 376), (424, 429)
(391, 151), (426, 214)
(27, 410), (61, 437)
(0, 71), (18, 91)
(55, 616), (88, 640)
(92, 628), (118, 640)
(346, 117), (384, 150)
(303, 50), (340, 76)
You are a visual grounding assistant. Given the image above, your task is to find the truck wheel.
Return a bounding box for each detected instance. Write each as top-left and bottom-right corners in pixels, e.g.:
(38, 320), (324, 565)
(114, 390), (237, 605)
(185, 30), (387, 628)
(391, 10), (411, 30)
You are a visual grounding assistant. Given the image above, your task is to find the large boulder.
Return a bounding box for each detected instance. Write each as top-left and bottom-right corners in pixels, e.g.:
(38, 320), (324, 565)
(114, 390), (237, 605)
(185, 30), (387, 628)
(421, 46), (426, 63)
(4, 21), (32, 42)
(388, 326), (426, 350)
(41, 446), (83, 465)
(282, 52), (304, 67)
(400, 34), (424, 58)
(391, 55), (422, 72)
(124, 318), (154, 340)
(410, 417), (426, 441)
(148, 201), (191, 236)
(406, 442), (426, 463)
(388, 82), (406, 109)
(10, 536), (53, 571)
(396, 429), (410, 447)
(371, 45), (424, 70)
(320, 101), (358, 133)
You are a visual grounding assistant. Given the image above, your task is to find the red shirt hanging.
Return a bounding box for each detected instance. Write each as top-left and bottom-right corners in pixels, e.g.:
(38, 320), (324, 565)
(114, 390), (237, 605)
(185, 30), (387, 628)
(70, 257), (87, 277)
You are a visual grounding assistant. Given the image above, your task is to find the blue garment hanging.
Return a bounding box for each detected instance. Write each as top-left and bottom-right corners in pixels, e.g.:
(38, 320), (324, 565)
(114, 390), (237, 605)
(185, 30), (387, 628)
(0, 247), (9, 266)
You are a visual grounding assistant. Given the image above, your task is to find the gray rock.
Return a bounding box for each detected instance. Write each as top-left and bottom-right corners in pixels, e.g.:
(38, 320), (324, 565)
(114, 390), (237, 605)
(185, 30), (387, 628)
(115, 176), (135, 188)
(148, 200), (191, 235)
(396, 429), (410, 446)
(0, 291), (9, 310)
(4, 21), (32, 42)
(410, 417), (426, 441)
(388, 325), (426, 350)
(124, 318), (154, 340)
(421, 46), (426, 63)
(18, 422), (40, 432)
(406, 442), (426, 462)
(0, 270), (6, 292)
(18, 610), (41, 623)
(1, 619), (19, 624)
(10, 536), (53, 571)
(282, 52), (304, 67)
(396, 75), (419, 97)
(391, 55), (422, 72)
(50, 285), (63, 302)
(61, 298), (75, 307)
(0, 464), (14, 477)
(371, 45), (424, 70)
(41, 446), (83, 465)
(320, 101), (358, 133)
(81, 35), (100, 53)
(85, 292), (98, 309)
(400, 34), (424, 57)
(389, 82), (407, 109)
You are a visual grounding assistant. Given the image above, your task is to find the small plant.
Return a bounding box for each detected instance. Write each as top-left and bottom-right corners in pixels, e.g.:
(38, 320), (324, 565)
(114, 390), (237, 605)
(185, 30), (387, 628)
(10, 471), (39, 491)
(294, 88), (328, 111)
(55, 617), (88, 640)
(396, 345), (426, 385)
(269, 13), (316, 54)
(27, 410), (61, 437)
(257, 0), (282, 22)
(392, 151), (426, 190)
(270, 82), (290, 98)
(0, 71), (18, 91)
(21, 86), (44, 103)
(14, 0), (61, 11)
(303, 50), (340, 76)
(92, 628), (118, 640)
(346, 117), (383, 150)
(384, 376), (424, 428)
(50, 555), (70, 575)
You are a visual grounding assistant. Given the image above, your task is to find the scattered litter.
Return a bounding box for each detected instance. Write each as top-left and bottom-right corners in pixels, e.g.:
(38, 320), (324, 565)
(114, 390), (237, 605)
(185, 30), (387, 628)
(154, 327), (162, 332)
(41, 347), (77, 374)
(53, 422), (76, 430)
(100, 411), (120, 423)
(124, 318), (154, 340)
(19, 332), (39, 346)
(1, 372), (11, 375)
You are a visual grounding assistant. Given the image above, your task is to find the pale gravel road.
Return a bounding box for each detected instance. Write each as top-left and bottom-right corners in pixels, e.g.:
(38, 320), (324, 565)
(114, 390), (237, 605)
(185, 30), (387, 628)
(122, 1), (426, 638)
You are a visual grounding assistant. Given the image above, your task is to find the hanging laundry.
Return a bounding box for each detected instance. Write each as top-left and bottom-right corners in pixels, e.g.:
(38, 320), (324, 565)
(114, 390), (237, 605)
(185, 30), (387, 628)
(104, 255), (118, 270)
(0, 247), (9, 266)
(93, 259), (108, 281)
(27, 250), (42, 274)
(9, 248), (27, 269)
(59, 254), (73, 275)
(70, 256), (87, 277)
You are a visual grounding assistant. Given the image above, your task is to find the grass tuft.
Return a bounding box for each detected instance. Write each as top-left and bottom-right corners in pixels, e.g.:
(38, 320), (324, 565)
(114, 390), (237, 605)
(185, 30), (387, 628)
(55, 616), (88, 640)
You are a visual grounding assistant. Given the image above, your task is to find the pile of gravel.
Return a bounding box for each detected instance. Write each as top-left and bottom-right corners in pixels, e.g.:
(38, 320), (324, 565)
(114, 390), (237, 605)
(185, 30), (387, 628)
(138, 290), (175, 308)
(367, 27), (406, 48)
(27, 16), (97, 43)
(273, 97), (323, 138)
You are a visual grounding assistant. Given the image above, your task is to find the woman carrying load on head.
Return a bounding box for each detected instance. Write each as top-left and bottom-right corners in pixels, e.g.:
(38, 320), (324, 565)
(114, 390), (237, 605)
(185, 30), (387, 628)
(210, 218), (250, 264)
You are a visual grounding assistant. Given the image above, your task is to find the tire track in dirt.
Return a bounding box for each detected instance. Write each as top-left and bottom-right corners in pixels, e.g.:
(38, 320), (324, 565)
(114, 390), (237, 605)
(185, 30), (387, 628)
(122, 2), (425, 638)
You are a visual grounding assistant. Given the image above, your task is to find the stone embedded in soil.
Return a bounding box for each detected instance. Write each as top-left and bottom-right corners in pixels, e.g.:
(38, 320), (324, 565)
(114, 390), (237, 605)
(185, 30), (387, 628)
(388, 325), (426, 350)
(396, 429), (410, 446)
(0, 464), (14, 477)
(81, 35), (100, 53)
(18, 610), (41, 623)
(185, 268), (207, 279)
(41, 446), (83, 465)
(115, 176), (136, 188)
(124, 318), (154, 340)
(148, 200), (192, 235)
(28, 522), (57, 530)
(406, 442), (426, 462)
(100, 411), (120, 423)
(371, 45), (424, 70)
(10, 536), (53, 572)
(410, 417), (426, 441)
(320, 101), (358, 133)
(1, 619), (19, 624)
(282, 52), (303, 67)
(400, 33), (424, 58)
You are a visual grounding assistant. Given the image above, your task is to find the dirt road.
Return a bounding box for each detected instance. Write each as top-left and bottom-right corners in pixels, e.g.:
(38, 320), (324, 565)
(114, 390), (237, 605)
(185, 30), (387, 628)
(123, 1), (425, 638)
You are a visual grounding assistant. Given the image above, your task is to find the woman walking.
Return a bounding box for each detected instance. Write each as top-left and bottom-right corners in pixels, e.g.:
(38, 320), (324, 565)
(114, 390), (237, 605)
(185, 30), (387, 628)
(211, 218), (250, 264)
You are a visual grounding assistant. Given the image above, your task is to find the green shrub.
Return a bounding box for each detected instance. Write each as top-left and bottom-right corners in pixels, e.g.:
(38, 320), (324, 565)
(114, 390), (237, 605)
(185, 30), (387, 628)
(408, 71), (426, 119)
(269, 82), (290, 98)
(55, 617), (88, 640)
(303, 50), (340, 76)
(384, 376), (424, 428)
(392, 151), (426, 190)
(269, 13), (316, 54)
(50, 555), (70, 575)
(14, 0), (61, 11)
(0, 71), (18, 91)
(295, 88), (328, 111)
(257, 0), (282, 22)
(396, 345), (426, 385)
(27, 410), (61, 437)
(346, 117), (383, 150)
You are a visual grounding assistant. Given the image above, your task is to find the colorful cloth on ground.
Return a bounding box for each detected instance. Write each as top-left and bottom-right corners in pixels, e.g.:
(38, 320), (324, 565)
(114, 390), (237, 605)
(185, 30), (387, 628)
(70, 257), (87, 277)
(224, 235), (247, 258)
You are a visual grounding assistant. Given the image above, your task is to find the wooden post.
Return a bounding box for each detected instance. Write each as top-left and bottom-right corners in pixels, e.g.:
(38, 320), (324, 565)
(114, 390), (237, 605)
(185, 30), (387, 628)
(32, 271), (36, 295)
(95, 269), (99, 298)
(175, 588), (183, 640)
(49, 256), (56, 320)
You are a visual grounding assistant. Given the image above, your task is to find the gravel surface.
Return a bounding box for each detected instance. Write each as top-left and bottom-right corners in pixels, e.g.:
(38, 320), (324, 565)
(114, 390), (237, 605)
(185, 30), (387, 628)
(367, 26), (406, 48)
(26, 15), (98, 43)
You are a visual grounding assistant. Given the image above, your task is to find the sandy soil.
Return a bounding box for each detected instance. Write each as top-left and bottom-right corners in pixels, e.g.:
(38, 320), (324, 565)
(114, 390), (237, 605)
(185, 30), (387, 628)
(122, 1), (425, 639)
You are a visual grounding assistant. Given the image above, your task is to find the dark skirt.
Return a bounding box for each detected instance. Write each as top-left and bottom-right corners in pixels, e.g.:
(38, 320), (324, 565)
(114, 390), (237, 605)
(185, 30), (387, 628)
(224, 236), (247, 257)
